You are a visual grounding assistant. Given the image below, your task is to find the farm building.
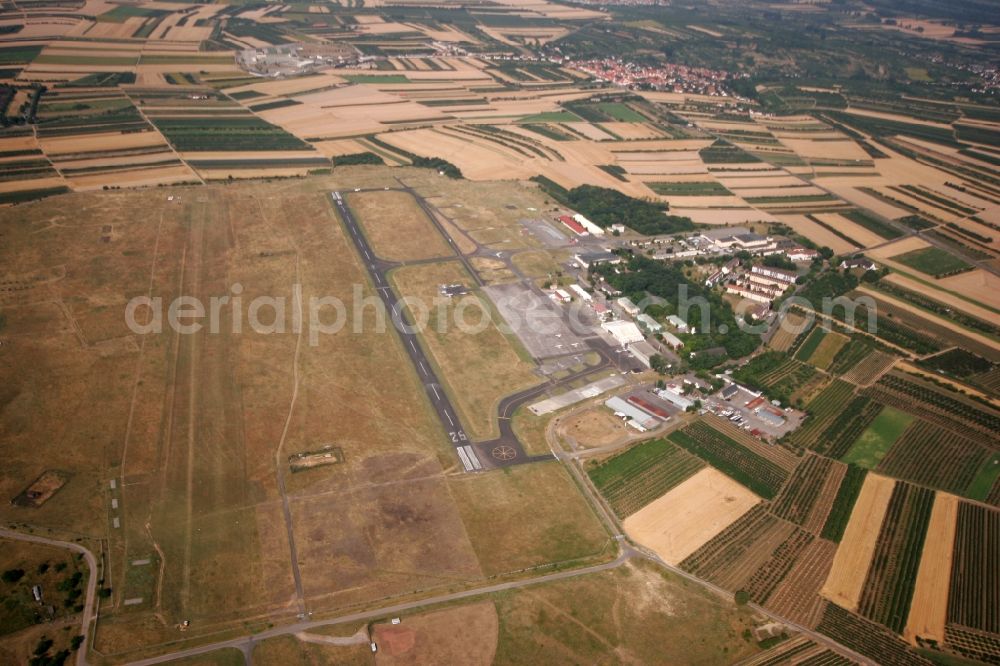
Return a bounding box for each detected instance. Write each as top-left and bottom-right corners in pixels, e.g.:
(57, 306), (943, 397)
(720, 384), (739, 400)
(602, 320), (645, 346)
(636, 313), (663, 334)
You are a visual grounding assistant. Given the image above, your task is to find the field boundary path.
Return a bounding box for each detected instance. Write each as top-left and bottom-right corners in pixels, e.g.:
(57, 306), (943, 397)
(0, 528), (99, 666)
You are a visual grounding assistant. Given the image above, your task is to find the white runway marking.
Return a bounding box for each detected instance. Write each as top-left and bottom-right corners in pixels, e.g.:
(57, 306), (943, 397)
(430, 384), (441, 400)
(444, 410), (454, 426)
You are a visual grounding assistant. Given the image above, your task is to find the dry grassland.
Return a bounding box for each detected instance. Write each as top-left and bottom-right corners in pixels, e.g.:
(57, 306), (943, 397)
(903, 492), (959, 645)
(252, 634), (370, 665)
(345, 190), (453, 262)
(559, 408), (628, 448)
(624, 467), (761, 565)
(449, 462), (611, 576)
(820, 473), (896, 610)
(373, 601), (497, 665)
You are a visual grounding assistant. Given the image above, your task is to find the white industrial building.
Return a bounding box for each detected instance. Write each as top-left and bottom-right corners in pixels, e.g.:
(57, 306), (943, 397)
(573, 213), (605, 236)
(602, 320), (645, 346)
(605, 396), (658, 431)
(628, 340), (660, 369)
(616, 297), (640, 316)
(666, 315), (688, 331)
(655, 387), (694, 411)
(569, 284), (592, 302)
(661, 330), (684, 349)
(636, 313), (663, 334)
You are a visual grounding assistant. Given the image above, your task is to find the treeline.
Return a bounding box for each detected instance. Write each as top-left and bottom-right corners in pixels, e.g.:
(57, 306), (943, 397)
(333, 152), (384, 167)
(531, 178), (695, 235)
(592, 254), (759, 366)
(366, 135), (462, 178)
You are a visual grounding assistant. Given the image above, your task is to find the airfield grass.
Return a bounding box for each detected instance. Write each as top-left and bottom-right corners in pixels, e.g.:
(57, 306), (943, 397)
(344, 189), (453, 262)
(492, 557), (762, 664)
(842, 406), (913, 469)
(448, 462), (611, 577)
(158, 649), (246, 666)
(252, 635), (371, 665)
(511, 249), (564, 279)
(511, 405), (555, 457)
(391, 260), (541, 441)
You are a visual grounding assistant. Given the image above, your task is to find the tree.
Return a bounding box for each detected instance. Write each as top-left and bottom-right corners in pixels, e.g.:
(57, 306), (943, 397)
(2, 568), (25, 583)
(734, 589), (750, 605)
(649, 354), (669, 374)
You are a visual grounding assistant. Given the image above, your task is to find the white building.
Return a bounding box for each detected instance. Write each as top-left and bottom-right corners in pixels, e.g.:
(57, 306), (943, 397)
(661, 330), (684, 349)
(628, 340), (660, 368)
(655, 387), (694, 411)
(636, 313), (663, 334)
(602, 320), (645, 346)
(569, 284), (592, 302)
(573, 213), (604, 236)
(666, 315), (688, 331)
(616, 297), (640, 316)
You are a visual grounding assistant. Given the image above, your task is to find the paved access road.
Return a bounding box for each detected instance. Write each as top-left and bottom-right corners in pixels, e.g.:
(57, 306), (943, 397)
(0, 528), (98, 666)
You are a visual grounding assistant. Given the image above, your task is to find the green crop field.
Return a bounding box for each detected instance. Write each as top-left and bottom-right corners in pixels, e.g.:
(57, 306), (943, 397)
(588, 438), (705, 518)
(842, 407), (913, 469)
(890, 247), (972, 277)
(647, 181), (730, 196)
(520, 111), (581, 123)
(967, 453), (1000, 503)
(596, 102), (647, 122)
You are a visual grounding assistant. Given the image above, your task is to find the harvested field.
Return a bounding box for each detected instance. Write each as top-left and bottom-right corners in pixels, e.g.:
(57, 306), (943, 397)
(623, 467), (760, 565)
(345, 189), (452, 262)
(765, 539), (839, 629)
(820, 472), (896, 611)
(904, 492), (959, 645)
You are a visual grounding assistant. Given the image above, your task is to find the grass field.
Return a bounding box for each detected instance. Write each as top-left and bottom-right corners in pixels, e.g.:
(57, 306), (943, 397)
(390, 260), (541, 441)
(967, 453), (1000, 503)
(842, 407), (914, 469)
(890, 247), (972, 278)
(344, 189), (453, 262)
(493, 558), (763, 664)
(448, 462), (611, 576)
